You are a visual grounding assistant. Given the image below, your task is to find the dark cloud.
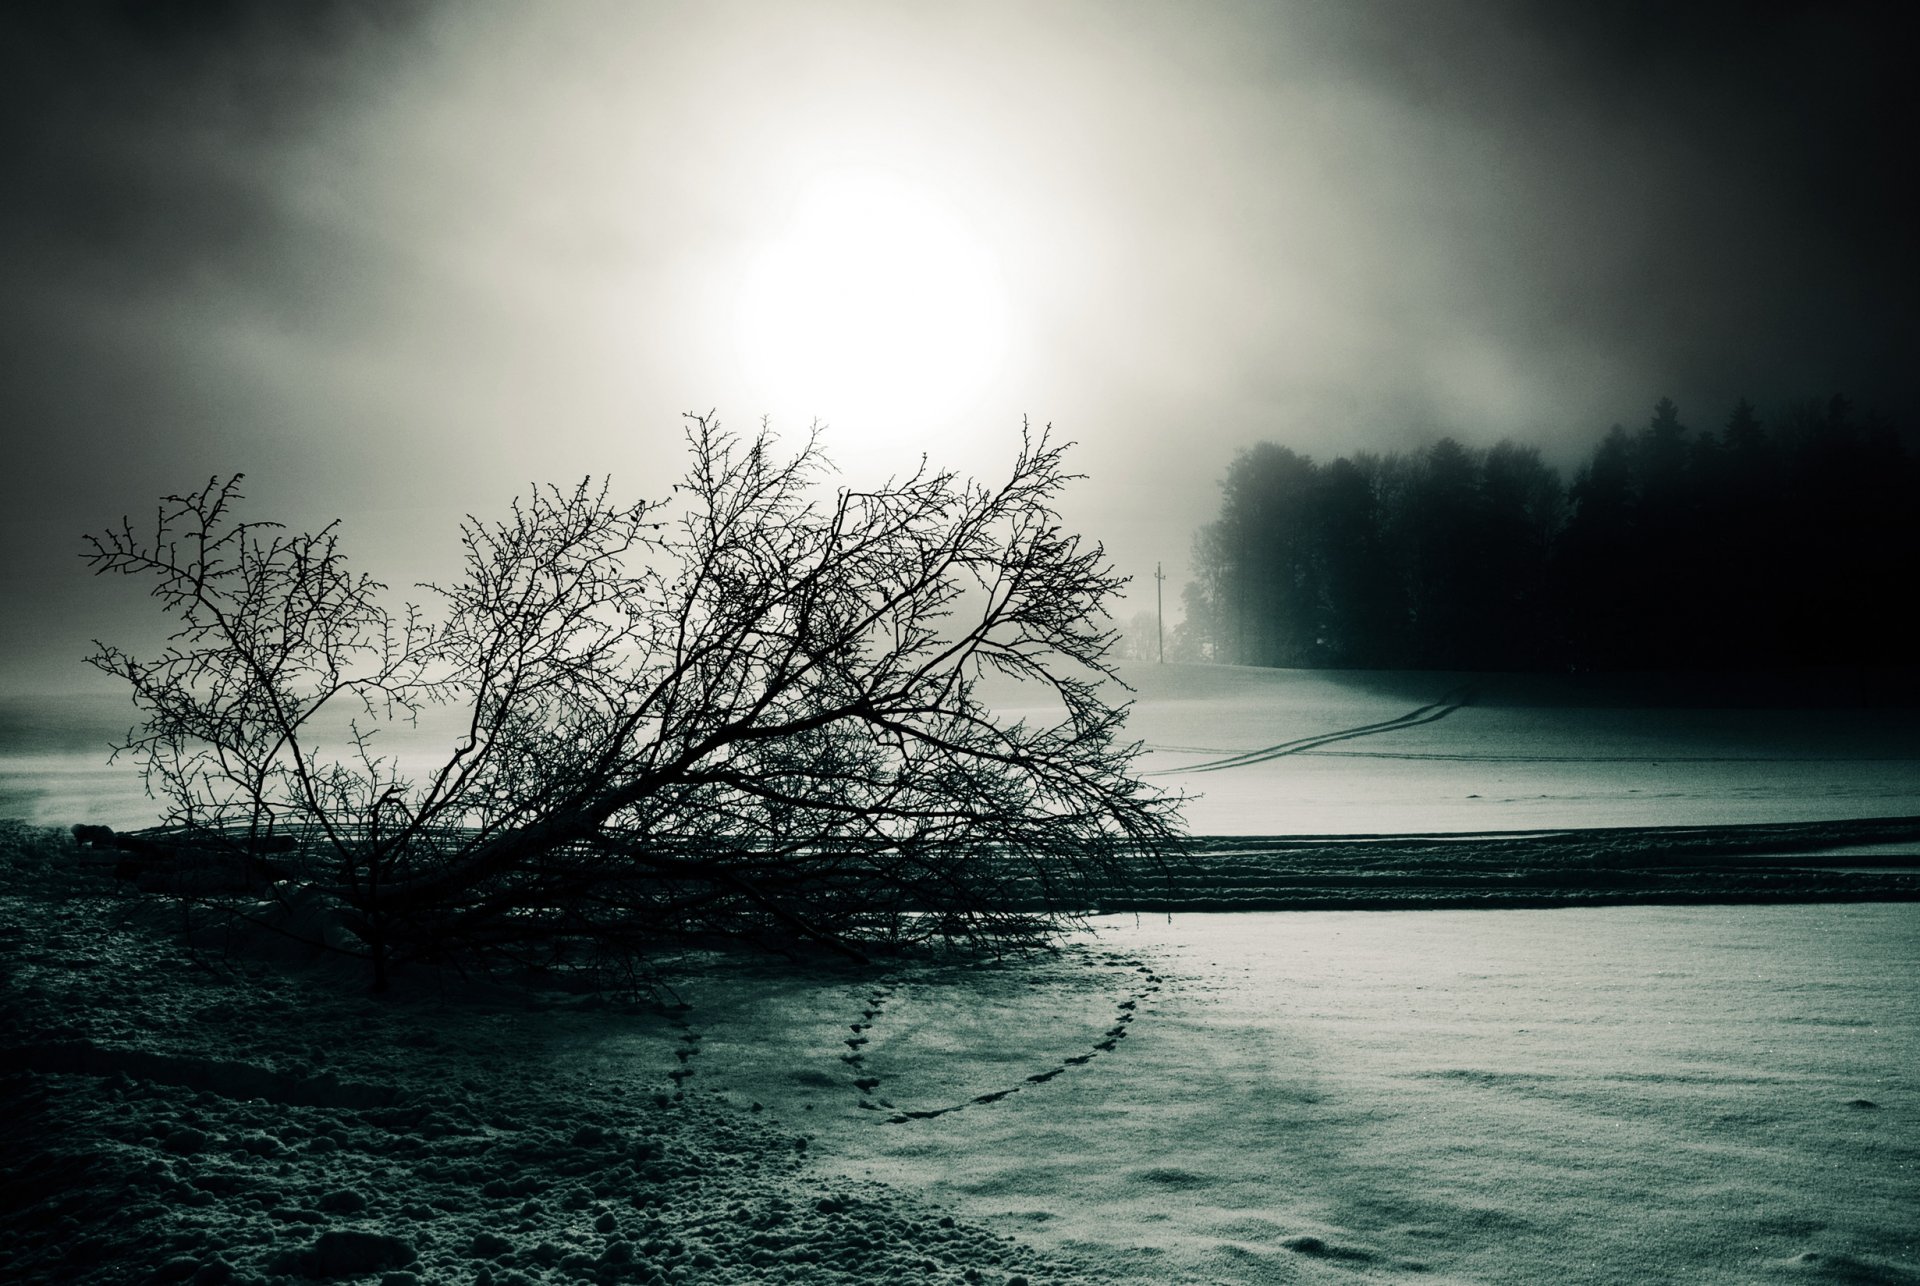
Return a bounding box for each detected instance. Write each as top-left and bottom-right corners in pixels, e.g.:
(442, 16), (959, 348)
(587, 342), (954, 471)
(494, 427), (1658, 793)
(1311, 0), (1917, 427)
(1, 1), (418, 320)
(1, 0), (432, 688)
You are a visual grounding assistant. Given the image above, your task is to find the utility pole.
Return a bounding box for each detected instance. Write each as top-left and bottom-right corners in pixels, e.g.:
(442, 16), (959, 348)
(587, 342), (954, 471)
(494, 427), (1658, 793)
(1154, 561), (1166, 664)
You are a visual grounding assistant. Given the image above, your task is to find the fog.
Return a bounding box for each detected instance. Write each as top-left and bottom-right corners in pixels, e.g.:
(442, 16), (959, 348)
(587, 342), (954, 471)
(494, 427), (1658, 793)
(2, 0), (1910, 691)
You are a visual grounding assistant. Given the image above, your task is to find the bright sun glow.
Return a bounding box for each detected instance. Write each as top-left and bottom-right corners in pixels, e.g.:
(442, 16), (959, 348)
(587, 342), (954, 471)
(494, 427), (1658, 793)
(734, 171), (1009, 437)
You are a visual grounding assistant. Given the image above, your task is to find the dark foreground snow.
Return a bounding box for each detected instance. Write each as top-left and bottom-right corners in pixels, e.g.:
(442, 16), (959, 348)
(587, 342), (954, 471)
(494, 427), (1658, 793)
(7, 813), (1918, 1285)
(0, 826), (1084, 1286)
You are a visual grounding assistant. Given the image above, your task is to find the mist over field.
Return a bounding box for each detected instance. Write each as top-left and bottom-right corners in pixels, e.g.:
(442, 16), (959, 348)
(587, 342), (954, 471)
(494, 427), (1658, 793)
(11, 664), (1919, 838)
(2, 0), (1915, 691)
(4, 2), (1917, 1282)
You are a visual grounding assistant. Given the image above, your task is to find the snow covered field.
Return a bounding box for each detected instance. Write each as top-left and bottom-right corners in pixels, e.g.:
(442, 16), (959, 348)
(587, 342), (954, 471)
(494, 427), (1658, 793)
(1111, 664), (1920, 835)
(4, 668), (1917, 1282)
(8, 874), (1913, 1284)
(8, 664), (1919, 835)
(733, 906), (1919, 1283)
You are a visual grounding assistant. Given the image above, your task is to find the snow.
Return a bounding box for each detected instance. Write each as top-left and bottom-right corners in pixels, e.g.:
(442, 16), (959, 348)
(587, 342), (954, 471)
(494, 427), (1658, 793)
(3, 666), (1917, 1283)
(1111, 664), (1920, 834)
(591, 907), (1920, 1284)
(8, 846), (1913, 1283)
(8, 664), (1918, 837)
(0, 847), (1093, 1284)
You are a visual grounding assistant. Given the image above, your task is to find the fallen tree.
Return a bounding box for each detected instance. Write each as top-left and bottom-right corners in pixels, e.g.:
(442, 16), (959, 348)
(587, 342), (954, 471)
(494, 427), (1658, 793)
(84, 416), (1183, 988)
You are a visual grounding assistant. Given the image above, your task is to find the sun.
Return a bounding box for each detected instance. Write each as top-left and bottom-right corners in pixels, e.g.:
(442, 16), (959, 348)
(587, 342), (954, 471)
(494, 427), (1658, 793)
(733, 170), (1010, 439)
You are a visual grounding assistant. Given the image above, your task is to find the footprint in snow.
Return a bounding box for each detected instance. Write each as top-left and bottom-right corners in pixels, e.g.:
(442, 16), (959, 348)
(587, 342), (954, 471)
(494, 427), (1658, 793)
(872, 961), (1166, 1125)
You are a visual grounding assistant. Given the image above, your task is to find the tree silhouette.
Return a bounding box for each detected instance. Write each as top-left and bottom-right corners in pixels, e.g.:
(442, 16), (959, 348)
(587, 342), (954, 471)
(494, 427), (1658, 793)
(84, 417), (1184, 989)
(1477, 441), (1564, 669)
(1194, 443), (1321, 665)
(1397, 439), (1484, 668)
(1313, 455), (1398, 666)
(1184, 390), (1915, 676)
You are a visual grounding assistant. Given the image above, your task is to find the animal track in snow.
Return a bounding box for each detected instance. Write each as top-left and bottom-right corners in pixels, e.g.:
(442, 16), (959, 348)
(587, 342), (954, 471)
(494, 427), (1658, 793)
(665, 1016), (702, 1092)
(878, 957), (1164, 1125)
(836, 979), (900, 1105)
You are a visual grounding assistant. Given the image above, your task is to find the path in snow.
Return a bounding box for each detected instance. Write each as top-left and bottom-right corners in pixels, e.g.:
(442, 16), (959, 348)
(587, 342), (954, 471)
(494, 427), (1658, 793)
(628, 905), (1920, 1285)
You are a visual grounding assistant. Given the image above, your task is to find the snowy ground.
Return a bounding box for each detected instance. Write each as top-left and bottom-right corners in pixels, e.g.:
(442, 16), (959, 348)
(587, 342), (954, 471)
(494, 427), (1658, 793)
(4, 668), (1917, 1282)
(9, 665), (1919, 836)
(797, 908), (1919, 1284)
(7, 839), (1914, 1285)
(1111, 665), (1920, 835)
(0, 829), (1095, 1285)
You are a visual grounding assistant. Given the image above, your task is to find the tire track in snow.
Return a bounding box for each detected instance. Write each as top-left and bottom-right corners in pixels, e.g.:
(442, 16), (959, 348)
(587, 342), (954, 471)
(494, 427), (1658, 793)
(1148, 684), (1476, 775)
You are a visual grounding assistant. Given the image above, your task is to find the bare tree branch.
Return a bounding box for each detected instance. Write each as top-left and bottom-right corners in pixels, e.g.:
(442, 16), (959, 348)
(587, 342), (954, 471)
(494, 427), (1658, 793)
(85, 417), (1186, 989)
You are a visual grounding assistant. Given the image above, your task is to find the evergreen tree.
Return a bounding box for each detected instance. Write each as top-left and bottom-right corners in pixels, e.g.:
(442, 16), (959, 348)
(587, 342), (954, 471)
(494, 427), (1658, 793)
(1186, 390), (1914, 675)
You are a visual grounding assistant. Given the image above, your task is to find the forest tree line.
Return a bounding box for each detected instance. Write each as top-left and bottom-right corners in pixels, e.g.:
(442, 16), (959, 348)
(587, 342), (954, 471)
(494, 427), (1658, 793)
(1179, 395), (1918, 672)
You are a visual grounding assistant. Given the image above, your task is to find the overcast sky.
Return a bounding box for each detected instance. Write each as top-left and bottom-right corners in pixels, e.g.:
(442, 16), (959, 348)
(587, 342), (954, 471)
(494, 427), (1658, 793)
(2, 0), (1911, 693)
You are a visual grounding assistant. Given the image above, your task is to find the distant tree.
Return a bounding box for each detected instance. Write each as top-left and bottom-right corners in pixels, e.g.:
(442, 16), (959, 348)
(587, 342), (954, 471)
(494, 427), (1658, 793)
(1193, 443), (1321, 666)
(1312, 454), (1399, 666)
(1113, 609), (1161, 663)
(1397, 439), (1483, 668)
(84, 417), (1185, 989)
(1192, 438), (1571, 671)
(1477, 441), (1564, 668)
(1559, 423), (1639, 668)
(1691, 397), (1769, 661)
(1186, 388), (1914, 676)
(1722, 397), (1765, 456)
(1770, 394), (1918, 669)
(1641, 396), (1689, 481)
(1168, 580), (1218, 663)
(1634, 397), (1706, 665)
